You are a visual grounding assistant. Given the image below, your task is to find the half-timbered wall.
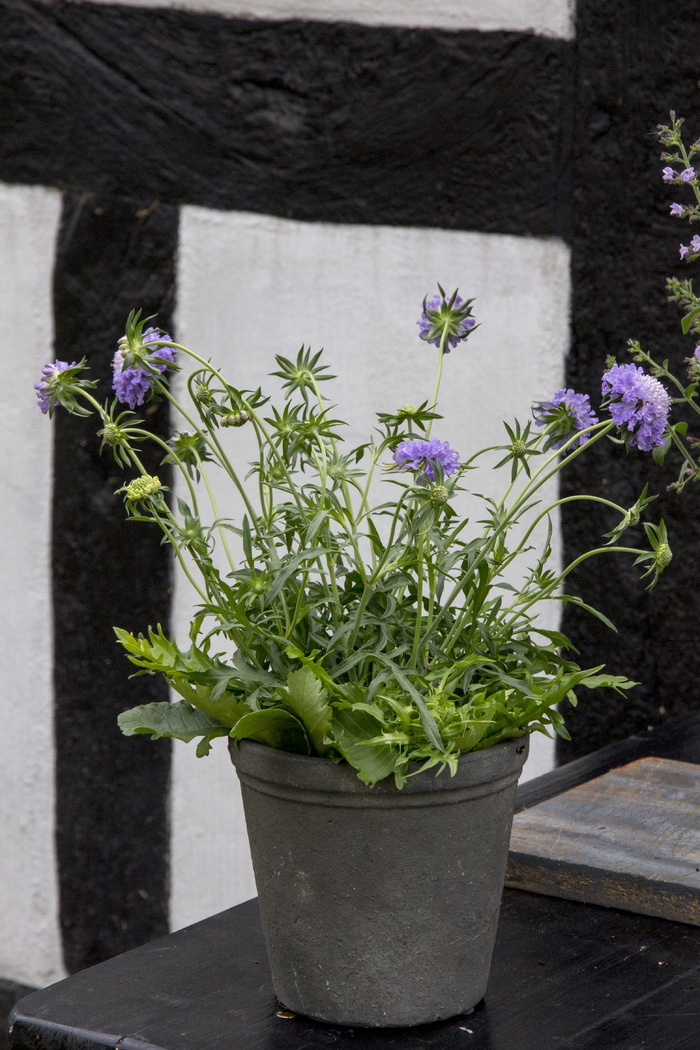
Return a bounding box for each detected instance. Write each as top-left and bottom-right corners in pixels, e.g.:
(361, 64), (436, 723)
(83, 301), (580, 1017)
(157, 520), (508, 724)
(1, 0), (698, 1010)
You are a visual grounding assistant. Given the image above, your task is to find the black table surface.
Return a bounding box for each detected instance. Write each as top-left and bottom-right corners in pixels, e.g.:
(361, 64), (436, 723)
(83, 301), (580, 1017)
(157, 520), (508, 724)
(9, 715), (700, 1050)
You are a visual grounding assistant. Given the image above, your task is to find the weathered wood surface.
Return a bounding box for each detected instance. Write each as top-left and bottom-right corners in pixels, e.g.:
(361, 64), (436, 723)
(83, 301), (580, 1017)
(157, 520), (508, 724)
(10, 719), (700, 1050)
(9, 892), (700, 1050)
(507, 757), (700, 924)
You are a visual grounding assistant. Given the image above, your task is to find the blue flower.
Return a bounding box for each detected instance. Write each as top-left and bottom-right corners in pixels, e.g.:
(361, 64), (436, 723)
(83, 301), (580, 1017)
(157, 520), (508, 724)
(533, 389), (599, 449)
(393, 438), (460, 483)
(112, 327), (176, 409)
(34, 360), (76, 414)
(417, 291), (476, 353)
(601, 363), (670, 451)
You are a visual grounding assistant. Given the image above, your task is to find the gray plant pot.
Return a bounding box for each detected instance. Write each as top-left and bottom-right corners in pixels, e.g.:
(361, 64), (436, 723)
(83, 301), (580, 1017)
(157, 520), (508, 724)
(229, 736), (529, 1027)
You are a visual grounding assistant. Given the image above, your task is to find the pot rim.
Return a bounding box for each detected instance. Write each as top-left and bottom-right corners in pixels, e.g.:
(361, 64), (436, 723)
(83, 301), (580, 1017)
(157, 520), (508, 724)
(229, 734), (529, 800)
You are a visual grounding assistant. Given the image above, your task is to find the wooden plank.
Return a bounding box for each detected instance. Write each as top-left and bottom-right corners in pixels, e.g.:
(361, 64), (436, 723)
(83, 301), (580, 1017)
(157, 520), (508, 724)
(507, 757), (700, 925)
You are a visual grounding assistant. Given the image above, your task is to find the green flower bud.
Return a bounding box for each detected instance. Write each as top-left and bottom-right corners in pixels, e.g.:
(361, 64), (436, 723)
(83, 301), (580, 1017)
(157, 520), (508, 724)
(511, 439), (528, 458)
(101, 423), (122, 446)
(399, 404), (419, 417)
(222, 410), (249, 427)
(125, 474), (162, 502)
(194, 383), (214, 405)
(654, 543), (672, 569)
(430, 485), (449, 506)
(329, 463), (348, 481)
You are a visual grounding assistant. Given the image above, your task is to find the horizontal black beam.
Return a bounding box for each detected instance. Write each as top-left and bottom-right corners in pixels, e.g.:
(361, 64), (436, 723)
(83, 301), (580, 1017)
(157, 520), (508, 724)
(1, 0), (571, 238)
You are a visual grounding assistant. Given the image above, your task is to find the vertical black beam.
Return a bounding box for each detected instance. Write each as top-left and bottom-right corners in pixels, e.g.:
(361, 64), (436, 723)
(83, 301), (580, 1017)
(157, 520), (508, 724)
(559, 1), (700, 760)
(52, 192), (176, 971)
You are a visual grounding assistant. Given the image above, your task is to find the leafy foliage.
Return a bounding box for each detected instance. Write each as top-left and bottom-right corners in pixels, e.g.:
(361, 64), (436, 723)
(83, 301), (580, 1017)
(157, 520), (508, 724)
(55, 276), (684, 786)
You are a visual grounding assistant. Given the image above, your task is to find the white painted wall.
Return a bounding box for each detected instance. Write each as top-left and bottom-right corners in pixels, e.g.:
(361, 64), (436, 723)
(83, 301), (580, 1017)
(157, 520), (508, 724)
(170, 208), (570, 928)
(89, 0), (574, 38)
(0, 184), (67, 987)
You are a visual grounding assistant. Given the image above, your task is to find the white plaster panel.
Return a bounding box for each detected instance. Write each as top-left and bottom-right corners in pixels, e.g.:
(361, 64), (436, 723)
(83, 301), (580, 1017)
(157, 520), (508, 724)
(170, 209), (569, 926)
(0, 184), (66, 987)
(88, 0), (574, 39)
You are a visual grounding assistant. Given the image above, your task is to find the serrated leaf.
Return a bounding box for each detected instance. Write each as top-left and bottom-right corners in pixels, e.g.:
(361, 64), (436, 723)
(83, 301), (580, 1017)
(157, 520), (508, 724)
(118, 700), (226, 743)
(283, 668), (332, 755)
(373, 655), (445, 753)
(330, 708), (397, 786)
(229, 708), (310, 754)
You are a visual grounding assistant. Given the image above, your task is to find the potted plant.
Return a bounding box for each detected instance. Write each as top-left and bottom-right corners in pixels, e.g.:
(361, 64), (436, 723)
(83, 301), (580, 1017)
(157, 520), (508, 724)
(35, 114), (700, 1028)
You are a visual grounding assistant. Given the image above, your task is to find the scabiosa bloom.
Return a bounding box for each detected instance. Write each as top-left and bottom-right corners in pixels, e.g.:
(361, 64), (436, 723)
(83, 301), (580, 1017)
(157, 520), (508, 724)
(601, 363), (671, 451)
(417, 293), (476, 352)
(34, 360), (76, 414)
(533, 388), (599, 449)
(112, 327), (176, 409)
(670, 203), (684, 217)
(393, 438), (460, 484)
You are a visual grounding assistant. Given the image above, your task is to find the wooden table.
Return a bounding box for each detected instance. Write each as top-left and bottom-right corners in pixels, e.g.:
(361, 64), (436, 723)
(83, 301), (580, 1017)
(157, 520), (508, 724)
(9, 714), (700, 1050)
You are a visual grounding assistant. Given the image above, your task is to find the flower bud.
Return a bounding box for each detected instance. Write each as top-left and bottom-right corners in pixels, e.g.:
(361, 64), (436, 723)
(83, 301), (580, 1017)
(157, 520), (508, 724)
(101, 423), (122, 446)
(125, 474), (162, 502)
(222, 410), (249, 427)
(430, 485), (449, 506)
(654, 543), (672, 569)
(329, 464), (347, 481)
(194, 383), (214, 405)
(511, 439), (528, 458)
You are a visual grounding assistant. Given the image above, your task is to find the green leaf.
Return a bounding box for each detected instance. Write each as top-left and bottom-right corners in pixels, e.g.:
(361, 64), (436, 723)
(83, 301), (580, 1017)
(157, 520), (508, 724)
(265, 547), (326, 605)
(229, 708), (310, 753)
(681, 306), (700, 334)
(330, 708), (397, 785)
(118, 700), (227, 744)
(283, 668), (332, 755)
(306, 509), (330, 544)
(373, 655), (445, 753)
(578, 673), (638, 693)
(557, 595), (618, 632)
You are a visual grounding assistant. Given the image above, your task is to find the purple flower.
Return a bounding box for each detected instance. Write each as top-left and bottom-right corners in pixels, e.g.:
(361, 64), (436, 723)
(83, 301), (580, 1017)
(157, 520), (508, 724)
(681, 167), (696, 182)
(34, 360), (76, 414)
(670, 203), (684, 217)
(533, 388), (599, 449)
(679, 235), (700, 261)
(695, 346), (700, 362)
(662, 167), (676, 183)
(393, 438), (460, 483)
(112, 327), (175, 409)
(601, 363), (671, 451)
(417, 294), (476, 352)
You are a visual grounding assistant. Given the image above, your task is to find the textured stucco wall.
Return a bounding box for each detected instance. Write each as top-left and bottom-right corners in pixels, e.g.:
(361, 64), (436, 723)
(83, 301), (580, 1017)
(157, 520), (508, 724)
(0, 184), (65, 987)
